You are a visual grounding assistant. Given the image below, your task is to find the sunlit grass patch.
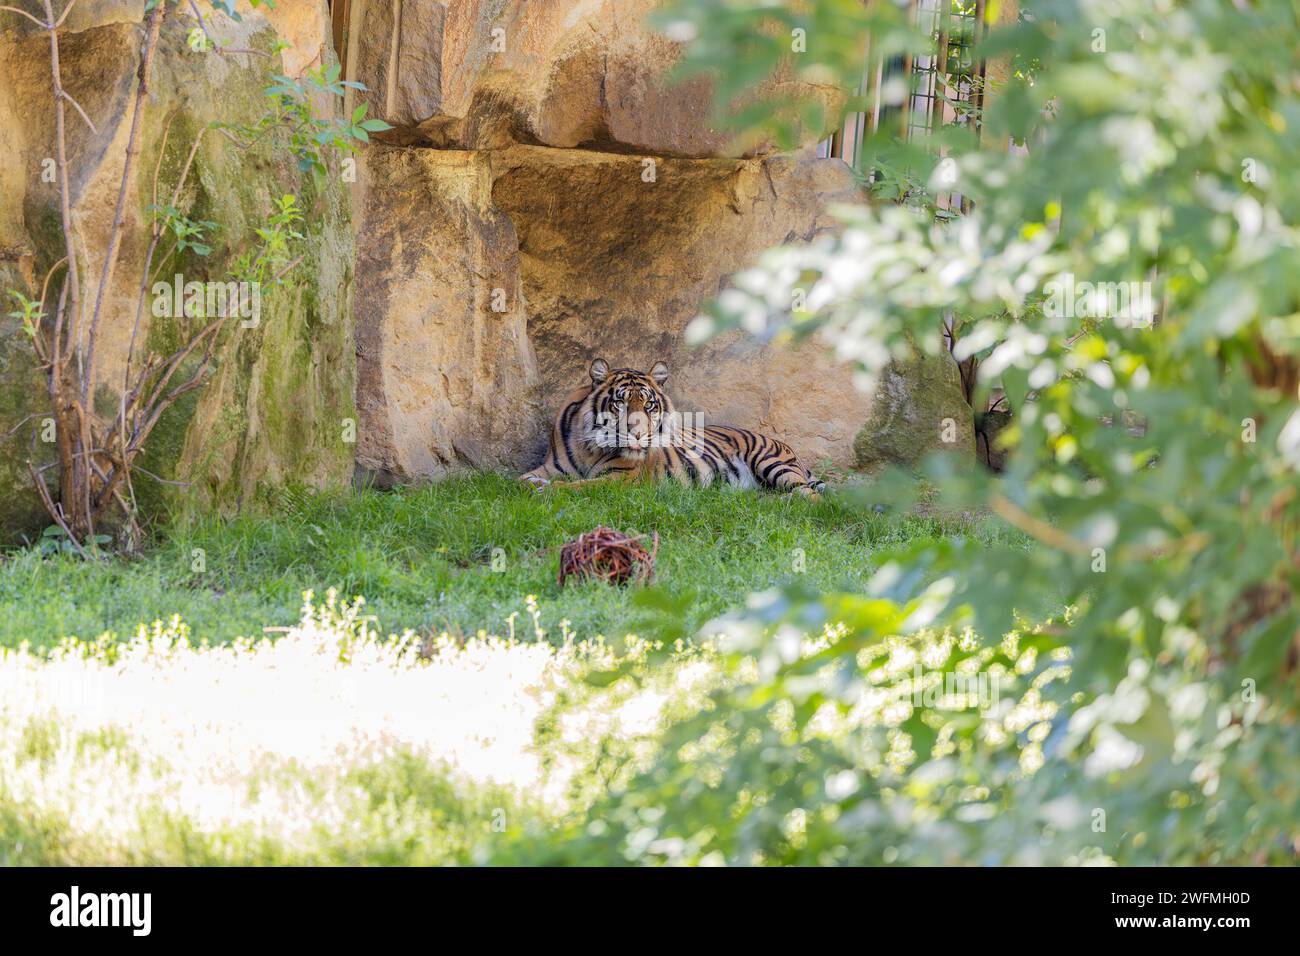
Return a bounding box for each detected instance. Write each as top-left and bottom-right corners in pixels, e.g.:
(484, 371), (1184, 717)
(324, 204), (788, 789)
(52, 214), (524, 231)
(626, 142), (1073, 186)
(0, 583), (1080, 866)
(0, 479), (1038, 865)
(0, 591), (717, 865)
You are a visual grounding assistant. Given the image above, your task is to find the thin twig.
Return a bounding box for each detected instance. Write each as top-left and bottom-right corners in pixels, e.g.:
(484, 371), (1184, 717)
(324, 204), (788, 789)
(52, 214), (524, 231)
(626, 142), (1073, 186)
(0, 4), (47, 28)
(132, 463), (191, 488)
(137, 314), (221, 415)
(151, 110), (178, 211)
(96, 317), (223, 515)
(71, 215), (96, 531)
(120, 109), (184, 482)
(27, 461), (91, 559)
(60, 89), (97, 133)
(270, 254), (304, 284)
(186, 0), (270, 59)
(87, 456), (142, 547)
(49, 0), (77, 30)
(83, 0), (166, 413)
(148, 240), (181, 285)
(210, 123), (280, 152)
(2, 413), (41, 441)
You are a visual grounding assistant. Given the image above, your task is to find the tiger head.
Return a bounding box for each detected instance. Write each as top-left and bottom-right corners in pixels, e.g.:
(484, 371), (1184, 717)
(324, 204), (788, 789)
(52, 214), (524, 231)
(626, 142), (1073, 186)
(583, 358), (675, 458)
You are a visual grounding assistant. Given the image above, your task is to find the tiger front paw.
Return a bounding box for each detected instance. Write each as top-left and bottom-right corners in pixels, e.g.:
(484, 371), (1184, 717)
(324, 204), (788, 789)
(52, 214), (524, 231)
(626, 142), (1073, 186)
(521, 474), (551, 493)
(796, 483), (823, 501)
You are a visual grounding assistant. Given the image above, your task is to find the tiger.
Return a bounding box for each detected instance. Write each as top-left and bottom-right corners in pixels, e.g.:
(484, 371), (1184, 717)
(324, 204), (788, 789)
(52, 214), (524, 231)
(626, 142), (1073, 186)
(520, 358), (826, 499)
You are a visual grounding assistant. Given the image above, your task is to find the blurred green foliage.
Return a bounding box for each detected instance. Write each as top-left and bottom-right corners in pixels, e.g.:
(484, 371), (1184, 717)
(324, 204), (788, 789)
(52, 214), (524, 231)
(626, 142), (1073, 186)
(515, 0), (1300, 864)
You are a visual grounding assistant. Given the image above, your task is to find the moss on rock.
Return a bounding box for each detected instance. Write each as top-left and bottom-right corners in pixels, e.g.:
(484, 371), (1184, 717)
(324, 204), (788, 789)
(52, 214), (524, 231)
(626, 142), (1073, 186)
(853, 351), (976, 472)
(0, 267), (53, 543)
(0, 9), (355, 544)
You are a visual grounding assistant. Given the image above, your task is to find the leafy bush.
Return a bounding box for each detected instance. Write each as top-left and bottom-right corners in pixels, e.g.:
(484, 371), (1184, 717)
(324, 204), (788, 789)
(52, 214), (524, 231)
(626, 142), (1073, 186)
(547, 0), (1300, 864)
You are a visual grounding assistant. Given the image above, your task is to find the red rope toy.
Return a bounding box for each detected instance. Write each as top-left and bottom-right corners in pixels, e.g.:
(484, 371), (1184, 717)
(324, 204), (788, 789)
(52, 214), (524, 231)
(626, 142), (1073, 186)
(558, 526), (659, 587)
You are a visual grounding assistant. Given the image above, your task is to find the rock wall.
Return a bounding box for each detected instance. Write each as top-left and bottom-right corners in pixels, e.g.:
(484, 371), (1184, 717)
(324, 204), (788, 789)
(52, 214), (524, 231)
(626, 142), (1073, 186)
(853, 353), (976, 472)
(344, 0), (839, 157)
(354, 146), (540, 481)
(348, 0), (881, 483)
(0, 0), (979, 542)
(0, 1), (355, 542)
(492, 147), (872, 471)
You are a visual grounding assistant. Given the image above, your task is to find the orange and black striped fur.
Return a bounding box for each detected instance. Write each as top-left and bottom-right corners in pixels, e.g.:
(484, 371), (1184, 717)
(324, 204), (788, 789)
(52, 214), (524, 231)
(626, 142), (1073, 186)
(521, 359), (825, 498)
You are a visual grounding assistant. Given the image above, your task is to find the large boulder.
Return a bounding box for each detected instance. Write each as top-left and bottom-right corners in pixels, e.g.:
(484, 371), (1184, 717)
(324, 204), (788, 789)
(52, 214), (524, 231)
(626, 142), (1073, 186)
(353, 147), (541, 482)
(853, 352), (975, 472)
(0, 1), (354, 542)
(354, 143), (875, 481)
(492, 146), (872, 470)
(342, 0), (839, 157)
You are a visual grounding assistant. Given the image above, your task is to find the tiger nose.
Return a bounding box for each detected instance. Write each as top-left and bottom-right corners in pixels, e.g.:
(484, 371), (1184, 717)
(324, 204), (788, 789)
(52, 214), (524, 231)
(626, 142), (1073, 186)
(626, 410), (651, 442)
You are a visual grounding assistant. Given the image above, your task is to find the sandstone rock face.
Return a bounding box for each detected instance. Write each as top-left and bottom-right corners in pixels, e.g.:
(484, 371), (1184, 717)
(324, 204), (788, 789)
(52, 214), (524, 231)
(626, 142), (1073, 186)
(853, 352), (976, 472)
(342, 0), (977, 484)
(0, 1), (354, 542)
(492, 147), (872, 469)
(354, 147), (541, 482)
(343, 0), (836, 157)
(1, 0), (973, 542)
(354, 142), (875, 481)
(344, 1), (900, 484)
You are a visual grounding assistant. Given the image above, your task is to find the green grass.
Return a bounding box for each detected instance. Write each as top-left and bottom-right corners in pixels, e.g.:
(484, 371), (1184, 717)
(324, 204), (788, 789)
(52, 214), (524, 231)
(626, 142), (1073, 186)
(0, 474), (1017, 648)
(0, 600), (614, 865)
(0, 475), (1027, 864)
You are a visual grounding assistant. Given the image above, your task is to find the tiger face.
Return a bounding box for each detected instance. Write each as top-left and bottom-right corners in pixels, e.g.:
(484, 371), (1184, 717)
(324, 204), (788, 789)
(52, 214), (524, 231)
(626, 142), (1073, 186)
(582, 358), (674, 458)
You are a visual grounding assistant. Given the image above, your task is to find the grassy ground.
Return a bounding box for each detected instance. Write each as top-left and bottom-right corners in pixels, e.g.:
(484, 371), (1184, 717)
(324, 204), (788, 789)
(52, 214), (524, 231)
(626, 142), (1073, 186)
(0, 474), (1014, 649)
(0, 475), (1027, 864)
(0, 594), (685, 865)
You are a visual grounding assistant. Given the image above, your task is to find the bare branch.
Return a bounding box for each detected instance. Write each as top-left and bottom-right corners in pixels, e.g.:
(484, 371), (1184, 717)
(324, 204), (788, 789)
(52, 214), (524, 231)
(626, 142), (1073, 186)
(2, 413), (41, 441)
(60, 89), (98, 134)
(49, 0), (77, 30)
(185, 0), (270, 59)
(142, 316), (223, 415)
(132, 463), (191, 488)
(37, 255), (66, 315)
(82, 0), (166, 413)
(270, 254), (305, 285)
(118, 110), (178, 464)
(123, 127), (207, 440)
(211, 125), (257, 151)
(151, 109), (178, 211)
(27, 460), (91, 559)
(0, 4), (48, 28)
(21, 0), (319, 544)
(42, 0), (79, 376)
(96, 316), (223, 512)
(32, 0), (95, 541)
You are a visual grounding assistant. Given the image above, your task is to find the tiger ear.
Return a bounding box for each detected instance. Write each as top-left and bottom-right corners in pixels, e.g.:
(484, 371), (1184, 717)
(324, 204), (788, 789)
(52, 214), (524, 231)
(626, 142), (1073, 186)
(589, 358), (610, 385)
(650, 361), (669, 386)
